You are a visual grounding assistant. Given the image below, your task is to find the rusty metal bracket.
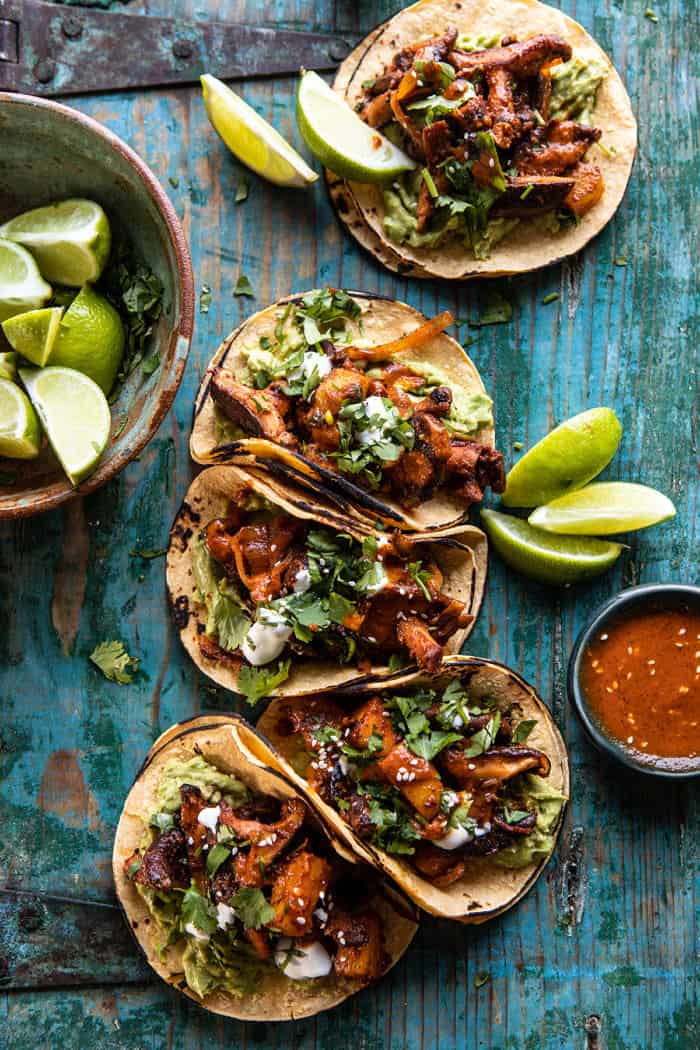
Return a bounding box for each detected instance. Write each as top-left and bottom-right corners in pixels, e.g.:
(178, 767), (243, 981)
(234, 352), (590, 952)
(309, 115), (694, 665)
(0, 0), (357, 97)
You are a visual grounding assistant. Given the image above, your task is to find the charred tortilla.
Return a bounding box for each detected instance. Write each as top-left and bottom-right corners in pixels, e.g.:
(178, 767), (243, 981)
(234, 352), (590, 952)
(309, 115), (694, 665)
(236, 657), (569, 922)
(332, 0), (636, 279)
(113, 716), (418, 1020)
(166, 466), (487, 700)
(190, 289), (504, 532)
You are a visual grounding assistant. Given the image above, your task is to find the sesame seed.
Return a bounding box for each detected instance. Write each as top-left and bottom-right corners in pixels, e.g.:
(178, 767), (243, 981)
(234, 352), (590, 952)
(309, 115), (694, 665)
(679, 685), (689, 694)
(627, 736), (634, 744)
(600, 633), (609, 641)
(296, 917), (306, 926)
(675, 642), (685, 649)
(679, 628), (687, 635)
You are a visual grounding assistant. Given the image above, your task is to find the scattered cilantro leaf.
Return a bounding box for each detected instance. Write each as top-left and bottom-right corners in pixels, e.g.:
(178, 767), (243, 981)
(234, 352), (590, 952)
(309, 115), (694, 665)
(234, 274), (255, 298)
(470, 292), (512, 326)
(206, 843), (232, 877)
(113, 415), (128, 439)
(644, 7), (658, 21)
(475, 971), (490, 988)
(405, 729), (464, 761)
(503, 804), (531, 824)
(142, 350), (160, 376)
(182, 884), (217, 936)
(199, 284), (212, 313)
(542, 292), (559, 305)
(90, 640), (139, 684)
(168, 175), (180, 189)
(512, 719), (538, 744)
(462, 711), (501, 757)
(126, 858), (141, 879)
(235, 177), (249, 204)
(99, 242), (164, 387)
(129, 547), (167, 560)
(238, 659), (291, 704)
(408, 561), (432, 600)
(150, 811), (174, 832)
(231, 887), (275, 929)
(614, 255), (628, 267)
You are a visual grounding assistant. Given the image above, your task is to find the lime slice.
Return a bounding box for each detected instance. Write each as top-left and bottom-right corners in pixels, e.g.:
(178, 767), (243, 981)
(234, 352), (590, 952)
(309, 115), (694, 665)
(0, 377), (42, 458)
(20, 366), (110, 484)
(481, 508), (623, 585)
(0, 239), (52, 322)
(0, 352), (18, 382)
(528, 482), (676, 536)
(297, 70), (416, 183)
(0, 199), (111, 286)
(2, 306), (64, 366)
(49, 285), (125, 393)
(503, 407), (622, 507)
(201, 74), (318, 188)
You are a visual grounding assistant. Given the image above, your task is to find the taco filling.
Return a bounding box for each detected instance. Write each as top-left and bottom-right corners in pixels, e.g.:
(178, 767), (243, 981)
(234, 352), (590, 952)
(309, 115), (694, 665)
(209, 288), (504, 508)
(193, 491), (474, 697)
(122, 753), (391, 1000)
(273, 682), (565, 887)
(358, 30), (608, 258)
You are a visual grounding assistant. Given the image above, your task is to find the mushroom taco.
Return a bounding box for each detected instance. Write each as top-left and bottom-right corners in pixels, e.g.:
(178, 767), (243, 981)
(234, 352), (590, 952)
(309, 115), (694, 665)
(234, 657), (569, 921)
(113, 716), (418, 1020)
(166, 466), (487, 703)
(330, 0), (636, 279)
(190, 288), (505, 531)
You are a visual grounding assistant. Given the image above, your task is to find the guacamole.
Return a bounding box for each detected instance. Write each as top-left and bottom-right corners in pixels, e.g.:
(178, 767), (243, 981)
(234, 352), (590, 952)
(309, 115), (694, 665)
(494, 775), (566, 869)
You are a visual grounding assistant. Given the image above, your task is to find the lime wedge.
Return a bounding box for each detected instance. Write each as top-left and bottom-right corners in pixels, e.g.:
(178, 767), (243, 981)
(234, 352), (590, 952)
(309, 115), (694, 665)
(0, 352), (18, 382)
(0, 239), (52, 322)
(529, 482), (676, 535)
(0, 200), (111, 286)
(0, 377), (42, 458)
(19, 366), (111, 484)
(481, 508), (623, 585)
(49, 285), (125, 393)
(201, 74), (318, 188)
(503, 407), (622, 507)
(2, 306), (64, 366)
(297, 70), (416, 183)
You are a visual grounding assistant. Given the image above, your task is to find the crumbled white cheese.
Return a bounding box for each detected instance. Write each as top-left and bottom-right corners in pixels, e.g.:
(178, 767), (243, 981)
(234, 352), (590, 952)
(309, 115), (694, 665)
(197, 805), (221, 834)
(274, 938), (333, 980)
(289, 351), (332, 384)
(184, 922), (210, 942)
(242, 608), (292, 666)
(216, 903), (235, 930)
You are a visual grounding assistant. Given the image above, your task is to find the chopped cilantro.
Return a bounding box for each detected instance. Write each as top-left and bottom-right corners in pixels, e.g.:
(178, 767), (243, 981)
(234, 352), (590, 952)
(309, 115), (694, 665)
(235, 176), (249, 204)
(341, 732), (384, 761)
(503, 804), (531, 824)
(150, 811), (174, 832)
(126, 858), (141, 879)
(388, 653), (407, 671)
(234, 274), (255, 298)
(408, 561), (432, 600)
(206, 843), (232, 877)
(542, 292), (559, 305)
(513, 441), (523, 451)
(168, 175), (180, 189)
(512, 719), (538, 744)
(142, 350), (160, 375)
(129, 547), (167, 560)
(182, 884), (217, 936)
(237, 659), (291, 704)
(462, 711), (501, 757)
(89, 640), (139, 684)
(314, 726), (341, 745)
(199, 284), (212, 313)
(422, 168), (439, 199)
(614, 254), (628, 267)
(475, 971), (491, 988)
(644, 7), (658, 21)
(231, 887), (275, 929)
(294, 288), (361, 346)
(471, 291), (512, 326)
(100, 241), (164, 386)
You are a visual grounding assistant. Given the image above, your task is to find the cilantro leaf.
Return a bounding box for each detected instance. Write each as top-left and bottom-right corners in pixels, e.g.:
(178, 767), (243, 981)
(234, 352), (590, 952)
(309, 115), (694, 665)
(341, 731), (384, 761)
(234, 274), (255, 298)
(512, 719), (537, 744)
(462, 711), (502, 757)
(231, 887), (275, 929)
(199, 284), (212, 313)
(182, 884), (217, 937)
(129, 547), (167, 560)
(408, 561), (432, 600)
(471, 292), (512, 327)
(150, 811), (174, 832)
(89, 640), (139, 684)
(502, 804), (531, 825)
(235, 176), (249, 204)
(99, 241), (164, 387)
(206, 843), (232, 877)
(237, 660), (291, 705)
(405, 729), (464, 761)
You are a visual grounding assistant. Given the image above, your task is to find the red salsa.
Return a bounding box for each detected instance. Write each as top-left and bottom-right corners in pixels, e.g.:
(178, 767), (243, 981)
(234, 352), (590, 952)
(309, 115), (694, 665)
(580, 607), (700, 771)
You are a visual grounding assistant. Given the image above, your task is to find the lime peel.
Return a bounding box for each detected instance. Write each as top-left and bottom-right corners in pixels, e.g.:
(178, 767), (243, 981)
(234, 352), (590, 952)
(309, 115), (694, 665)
(503, 407), (622, 507)
(297, 70), (416, 184)
(0, 377), (42, 459)
(528, 482), (676, 535)
(19, 366), (111, 485)
(0, 238), (52, 322)
(201, 74), (318, 188)
(481, 508), (623, 586)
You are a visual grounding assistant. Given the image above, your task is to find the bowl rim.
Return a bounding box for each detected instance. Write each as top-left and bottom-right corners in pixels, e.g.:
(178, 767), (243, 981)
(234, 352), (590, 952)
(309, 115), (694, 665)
(567, 582), (700, 779)
(0, 91), (195, 519)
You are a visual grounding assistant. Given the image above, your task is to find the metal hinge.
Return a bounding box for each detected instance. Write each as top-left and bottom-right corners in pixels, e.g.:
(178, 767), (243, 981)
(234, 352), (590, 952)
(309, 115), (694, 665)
(0, 0), (356, 96)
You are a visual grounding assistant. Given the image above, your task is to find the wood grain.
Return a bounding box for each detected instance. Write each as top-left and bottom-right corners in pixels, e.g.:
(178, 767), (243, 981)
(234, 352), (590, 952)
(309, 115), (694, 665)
(0, 0), (697, 1047)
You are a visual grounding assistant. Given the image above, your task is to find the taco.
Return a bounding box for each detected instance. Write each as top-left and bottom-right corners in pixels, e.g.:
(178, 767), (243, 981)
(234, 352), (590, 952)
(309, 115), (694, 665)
(113, 716), (418, 1020)
(331, 0), (637, 279)
(166, 466), (487, 702)
(190, 288), (505, 531)
(235, 656), (569, 922)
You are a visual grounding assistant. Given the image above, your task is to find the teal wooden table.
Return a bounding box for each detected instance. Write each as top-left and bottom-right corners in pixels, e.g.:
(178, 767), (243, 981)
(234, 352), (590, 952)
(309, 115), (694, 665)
(1, 2), (698, 1047)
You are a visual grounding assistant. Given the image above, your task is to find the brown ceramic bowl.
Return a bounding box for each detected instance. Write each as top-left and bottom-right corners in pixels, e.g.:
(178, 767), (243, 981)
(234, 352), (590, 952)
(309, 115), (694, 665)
(0, 92), (194, 518)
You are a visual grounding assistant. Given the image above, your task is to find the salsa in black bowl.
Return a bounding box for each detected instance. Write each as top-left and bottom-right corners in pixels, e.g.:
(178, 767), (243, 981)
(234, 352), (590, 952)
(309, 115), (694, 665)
(568, 584), (700, 778)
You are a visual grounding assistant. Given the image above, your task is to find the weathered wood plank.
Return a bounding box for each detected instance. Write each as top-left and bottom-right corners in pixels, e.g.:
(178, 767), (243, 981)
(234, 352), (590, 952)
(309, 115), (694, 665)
(0, 0), (697, 1046)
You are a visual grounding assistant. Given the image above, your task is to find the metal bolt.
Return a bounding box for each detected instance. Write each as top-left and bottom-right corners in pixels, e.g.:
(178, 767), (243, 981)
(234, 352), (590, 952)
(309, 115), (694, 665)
(328, 39), (351, 63)
(34, 58), (57, 84)
(172, 38), (193, 60)
(62, 15), (82, 39)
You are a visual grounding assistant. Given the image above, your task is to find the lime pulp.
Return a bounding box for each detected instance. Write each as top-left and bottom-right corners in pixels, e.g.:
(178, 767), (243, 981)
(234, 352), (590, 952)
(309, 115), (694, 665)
(0, 199), (111, 286)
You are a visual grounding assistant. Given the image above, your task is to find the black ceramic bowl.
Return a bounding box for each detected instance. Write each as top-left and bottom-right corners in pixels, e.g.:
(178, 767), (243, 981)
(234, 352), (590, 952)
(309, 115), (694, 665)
(568, 583), (700, 778)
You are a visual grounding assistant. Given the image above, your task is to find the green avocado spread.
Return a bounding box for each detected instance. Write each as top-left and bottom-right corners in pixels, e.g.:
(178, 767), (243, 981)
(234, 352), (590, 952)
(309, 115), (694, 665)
(494, 774), (567, 869)
(379, 40), (608, 258)
(397, 358), (493, 438)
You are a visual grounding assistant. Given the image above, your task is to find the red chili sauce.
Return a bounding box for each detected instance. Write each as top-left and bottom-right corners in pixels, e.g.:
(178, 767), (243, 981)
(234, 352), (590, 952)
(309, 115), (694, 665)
(580, 607), (700, 771)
